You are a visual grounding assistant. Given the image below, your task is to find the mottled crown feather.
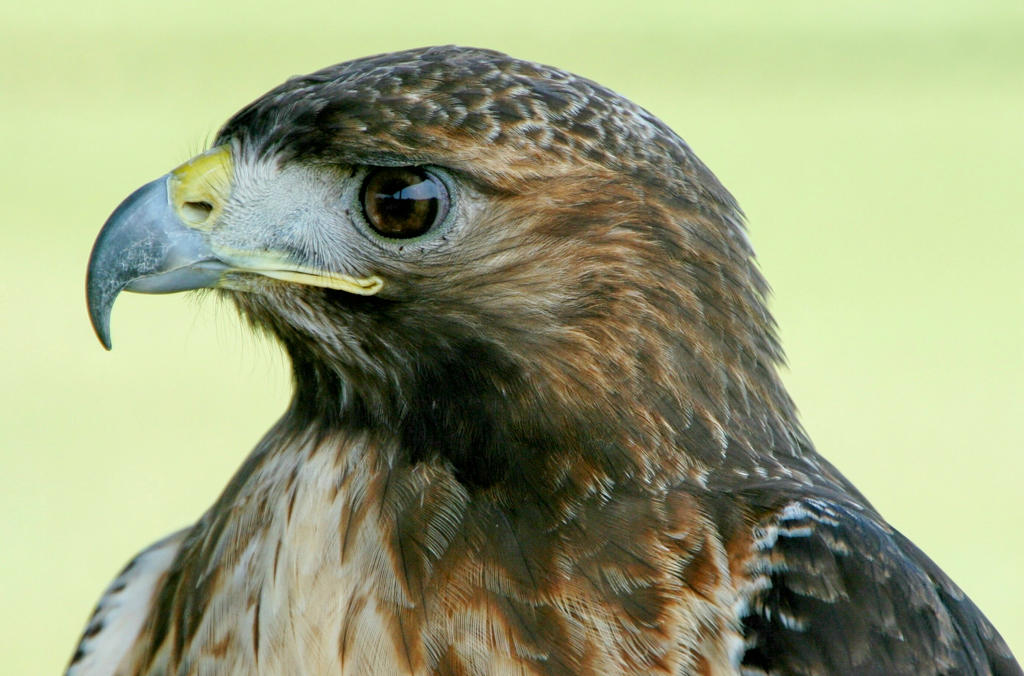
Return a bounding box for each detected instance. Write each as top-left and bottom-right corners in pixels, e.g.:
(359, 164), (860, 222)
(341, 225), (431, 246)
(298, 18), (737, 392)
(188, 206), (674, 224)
(217, 45), (741, 221)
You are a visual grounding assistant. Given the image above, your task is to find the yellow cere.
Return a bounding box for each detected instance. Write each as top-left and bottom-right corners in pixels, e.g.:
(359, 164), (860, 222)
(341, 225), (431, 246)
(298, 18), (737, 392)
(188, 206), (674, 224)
(169, 146), (234, 231)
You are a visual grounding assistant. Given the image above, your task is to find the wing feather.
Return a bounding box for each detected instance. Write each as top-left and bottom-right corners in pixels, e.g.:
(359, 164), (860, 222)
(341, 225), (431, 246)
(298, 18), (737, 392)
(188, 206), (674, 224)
(740, 498), (1021, 675)
(66, 528), (189, 676)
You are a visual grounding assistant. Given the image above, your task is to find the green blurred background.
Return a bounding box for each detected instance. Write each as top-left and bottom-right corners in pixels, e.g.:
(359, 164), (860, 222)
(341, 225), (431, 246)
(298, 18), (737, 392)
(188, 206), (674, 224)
(1, 0), (1021, 672)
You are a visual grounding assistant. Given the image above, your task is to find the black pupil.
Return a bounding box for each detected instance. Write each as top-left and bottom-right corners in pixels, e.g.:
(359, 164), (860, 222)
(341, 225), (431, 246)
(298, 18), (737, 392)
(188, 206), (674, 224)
(362, 167), (443, 238)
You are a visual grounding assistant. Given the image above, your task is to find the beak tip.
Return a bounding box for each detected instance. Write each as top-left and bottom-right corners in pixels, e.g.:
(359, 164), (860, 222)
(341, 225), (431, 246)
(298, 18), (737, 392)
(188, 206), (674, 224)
(87, 291), (114, 350)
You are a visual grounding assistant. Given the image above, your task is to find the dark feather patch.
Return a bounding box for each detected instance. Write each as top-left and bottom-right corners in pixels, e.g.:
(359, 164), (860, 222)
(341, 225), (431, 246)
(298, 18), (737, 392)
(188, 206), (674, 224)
(741, 498), (1021, 675)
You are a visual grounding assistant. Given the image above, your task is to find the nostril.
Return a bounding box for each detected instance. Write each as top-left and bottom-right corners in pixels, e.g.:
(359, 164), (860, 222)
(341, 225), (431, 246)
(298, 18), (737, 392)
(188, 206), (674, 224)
(181, 200), (214, 224)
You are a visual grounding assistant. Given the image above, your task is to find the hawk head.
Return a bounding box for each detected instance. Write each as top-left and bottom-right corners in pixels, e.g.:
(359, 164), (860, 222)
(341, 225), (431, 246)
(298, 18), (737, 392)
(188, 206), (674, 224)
(78, 46), (1024, 676)
(88, 45), (810, 494)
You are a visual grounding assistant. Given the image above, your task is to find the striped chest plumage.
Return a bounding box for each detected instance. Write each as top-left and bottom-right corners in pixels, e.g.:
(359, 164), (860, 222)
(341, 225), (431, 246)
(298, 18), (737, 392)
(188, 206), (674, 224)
(120, 433), (752, 676)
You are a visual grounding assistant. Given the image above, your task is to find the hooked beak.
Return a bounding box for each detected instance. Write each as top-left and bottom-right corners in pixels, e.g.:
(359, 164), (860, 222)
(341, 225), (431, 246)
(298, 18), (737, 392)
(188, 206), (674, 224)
(86, 173), (226, 349)
(86, 146), (383, 349)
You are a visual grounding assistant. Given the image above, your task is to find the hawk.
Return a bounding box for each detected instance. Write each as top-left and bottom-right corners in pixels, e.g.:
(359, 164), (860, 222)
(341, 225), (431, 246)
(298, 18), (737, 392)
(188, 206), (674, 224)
(71, 46), (1019, 675)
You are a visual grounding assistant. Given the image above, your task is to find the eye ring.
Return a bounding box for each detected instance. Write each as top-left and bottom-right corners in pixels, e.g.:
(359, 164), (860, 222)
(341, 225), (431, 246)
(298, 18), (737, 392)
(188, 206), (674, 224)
(359, 166), (450, 239)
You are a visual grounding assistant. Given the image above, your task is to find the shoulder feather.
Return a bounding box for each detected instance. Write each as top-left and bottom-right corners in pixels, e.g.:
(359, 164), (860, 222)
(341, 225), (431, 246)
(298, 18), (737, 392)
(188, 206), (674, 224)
(740, 498), (1021, 675)
(66, 528), (189, 676)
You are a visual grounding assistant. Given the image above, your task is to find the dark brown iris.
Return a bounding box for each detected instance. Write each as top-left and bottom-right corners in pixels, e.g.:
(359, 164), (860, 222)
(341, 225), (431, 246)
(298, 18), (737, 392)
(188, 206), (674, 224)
(360, 167), (448, 239)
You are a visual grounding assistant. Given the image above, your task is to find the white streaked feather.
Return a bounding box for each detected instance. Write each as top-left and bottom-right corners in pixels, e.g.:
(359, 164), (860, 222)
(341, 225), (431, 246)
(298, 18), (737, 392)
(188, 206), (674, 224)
(66, 528), (189, 676)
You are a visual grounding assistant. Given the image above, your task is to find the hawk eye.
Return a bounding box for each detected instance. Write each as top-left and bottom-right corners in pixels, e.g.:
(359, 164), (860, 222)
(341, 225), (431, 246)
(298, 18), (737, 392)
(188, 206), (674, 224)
(360, 167), (449, 239)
